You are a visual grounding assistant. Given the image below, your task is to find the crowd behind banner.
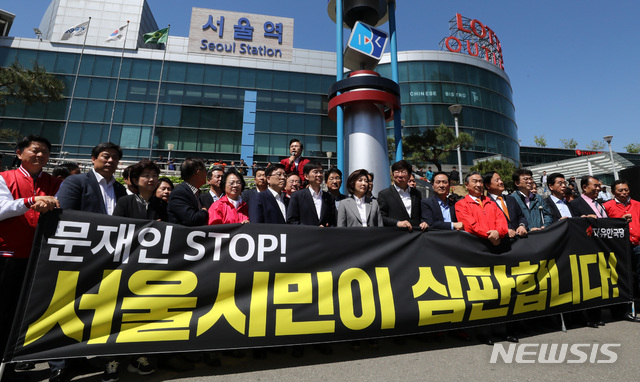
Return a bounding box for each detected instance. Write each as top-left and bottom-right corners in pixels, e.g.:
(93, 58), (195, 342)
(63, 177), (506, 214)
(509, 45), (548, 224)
(1, 135), (639, 382)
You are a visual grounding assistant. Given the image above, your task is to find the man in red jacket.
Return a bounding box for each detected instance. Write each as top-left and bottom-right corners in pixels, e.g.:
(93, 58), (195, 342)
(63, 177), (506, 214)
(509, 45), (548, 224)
(0, 135), (61, 381)
(455, 171), (508, 246)
(604, 179), (640, 322)
(280, 138), (310, 182)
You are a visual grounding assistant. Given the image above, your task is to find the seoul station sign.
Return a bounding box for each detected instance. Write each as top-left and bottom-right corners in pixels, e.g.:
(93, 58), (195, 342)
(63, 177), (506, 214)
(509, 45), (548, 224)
(440, 13), (504, 70)
(188, 8), (294, 61)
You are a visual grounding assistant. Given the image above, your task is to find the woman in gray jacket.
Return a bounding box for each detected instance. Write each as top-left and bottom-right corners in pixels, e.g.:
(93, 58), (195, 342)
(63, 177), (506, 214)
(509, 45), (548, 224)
(337, 169), (383, 227)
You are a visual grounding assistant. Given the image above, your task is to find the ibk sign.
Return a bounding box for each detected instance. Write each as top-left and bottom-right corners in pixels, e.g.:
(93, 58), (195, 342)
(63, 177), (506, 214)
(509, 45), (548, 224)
(442, 14), (504, 70)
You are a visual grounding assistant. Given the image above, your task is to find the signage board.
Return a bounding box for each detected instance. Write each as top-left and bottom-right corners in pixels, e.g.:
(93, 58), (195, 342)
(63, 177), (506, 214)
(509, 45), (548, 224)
(188, 8), (294, 61)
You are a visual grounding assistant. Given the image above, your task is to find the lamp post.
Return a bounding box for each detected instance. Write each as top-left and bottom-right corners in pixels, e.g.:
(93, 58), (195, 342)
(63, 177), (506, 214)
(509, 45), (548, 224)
(448, 104), (463, 184)
(603, 135), (618, 180)
(167, 143), (174, 162)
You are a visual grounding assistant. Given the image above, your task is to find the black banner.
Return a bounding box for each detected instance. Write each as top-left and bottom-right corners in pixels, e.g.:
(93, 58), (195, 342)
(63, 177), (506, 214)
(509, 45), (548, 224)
(5, 210), (633, 362)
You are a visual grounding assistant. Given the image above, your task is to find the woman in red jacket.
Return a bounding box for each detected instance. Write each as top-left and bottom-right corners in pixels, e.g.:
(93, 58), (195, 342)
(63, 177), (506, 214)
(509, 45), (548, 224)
(208, 168), (249, 225)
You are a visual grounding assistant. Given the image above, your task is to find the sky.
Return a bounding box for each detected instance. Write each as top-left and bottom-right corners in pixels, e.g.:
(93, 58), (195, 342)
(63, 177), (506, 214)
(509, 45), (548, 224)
(4, 0), (640, 152)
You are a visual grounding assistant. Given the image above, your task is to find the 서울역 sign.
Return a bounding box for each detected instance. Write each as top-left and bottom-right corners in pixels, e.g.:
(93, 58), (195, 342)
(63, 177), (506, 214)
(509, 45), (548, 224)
(188, 8), (294, 61)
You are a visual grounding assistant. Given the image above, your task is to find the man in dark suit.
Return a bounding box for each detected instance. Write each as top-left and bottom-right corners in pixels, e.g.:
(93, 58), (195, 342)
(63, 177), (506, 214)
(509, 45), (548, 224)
(483, 171), (528, 238)
(167, 157), (209, 226)
(421, 172), (463, 231)
(378, 160), (427, 232)
(54, 142), (128, 381)
(57, 142), (127, 214)
(250, 164), (289, 224)
(570, 175), (608, 218)
(287, 161), (336, 226)
(545, 172), (575, 223)
(241, 167), (267, 208)
(199, 166), (224, 209)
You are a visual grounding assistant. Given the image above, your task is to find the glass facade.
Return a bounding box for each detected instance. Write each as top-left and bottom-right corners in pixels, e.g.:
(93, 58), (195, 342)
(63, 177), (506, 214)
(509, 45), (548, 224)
(0, 46), (336, 164)
(0, 44), (519, 168)
(378, 57), (519, 165)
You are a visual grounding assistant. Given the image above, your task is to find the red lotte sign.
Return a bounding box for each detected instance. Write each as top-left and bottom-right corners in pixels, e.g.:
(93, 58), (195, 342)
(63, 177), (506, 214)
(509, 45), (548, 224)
(443, 14), (504, 70)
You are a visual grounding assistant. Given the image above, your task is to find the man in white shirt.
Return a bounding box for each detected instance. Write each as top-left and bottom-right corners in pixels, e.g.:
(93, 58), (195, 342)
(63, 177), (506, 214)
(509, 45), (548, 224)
(250, 164), (289, 224)
(286, 162), (336, 226)
(544, 172), (575, 223)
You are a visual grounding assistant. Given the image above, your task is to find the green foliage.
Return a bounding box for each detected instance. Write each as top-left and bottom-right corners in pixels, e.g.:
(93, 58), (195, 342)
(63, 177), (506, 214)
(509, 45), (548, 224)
(560, 138), (578, 149)
(534, 135), (547, 147)
(469, 159), (519, 191)
(0, 61), (65, 107)
(403, 123), (474, 171)
(585, 140), (605, 151)
(624, 143), (640, 154)
(0, 128), (22, 144)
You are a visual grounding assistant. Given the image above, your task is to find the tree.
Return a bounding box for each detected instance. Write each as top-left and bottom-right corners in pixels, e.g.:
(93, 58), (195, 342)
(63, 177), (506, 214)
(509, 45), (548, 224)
(624, 143), (640, 154)
(0, 128), (21, 143)
(534, 135), (547, 147)
(469, 159), (519, 191)
(585, 140), (605, 151)
(0, 61), (65, 107)
(403, 123), (474, 171)
(560, 138), (578, 149)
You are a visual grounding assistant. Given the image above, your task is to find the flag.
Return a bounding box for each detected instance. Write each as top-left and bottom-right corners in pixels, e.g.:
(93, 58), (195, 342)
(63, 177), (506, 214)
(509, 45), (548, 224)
(143, 27), (169, 44)
(105, 24), (128, 42)
(61, 20), (90, 40)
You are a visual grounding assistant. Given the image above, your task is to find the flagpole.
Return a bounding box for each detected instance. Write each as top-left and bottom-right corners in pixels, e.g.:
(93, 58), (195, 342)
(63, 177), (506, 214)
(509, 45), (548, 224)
(108, 20), (130, 142)
(61, 17), (91, 154)
(149, 25), (169, 160)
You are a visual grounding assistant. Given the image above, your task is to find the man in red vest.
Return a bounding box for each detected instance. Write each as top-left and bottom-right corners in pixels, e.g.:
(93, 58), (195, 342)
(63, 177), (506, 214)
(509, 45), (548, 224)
(0, 135), (61, 381)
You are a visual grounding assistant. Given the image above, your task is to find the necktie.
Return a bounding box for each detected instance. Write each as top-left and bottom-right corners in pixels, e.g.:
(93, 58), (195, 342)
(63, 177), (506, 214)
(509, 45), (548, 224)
(478, 197), (484, 209)
(498, 196), (510, 220)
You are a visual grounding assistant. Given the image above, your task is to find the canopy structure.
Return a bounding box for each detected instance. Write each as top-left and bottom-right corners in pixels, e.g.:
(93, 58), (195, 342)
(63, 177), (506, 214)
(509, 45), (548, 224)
(526, 152), (634, 181)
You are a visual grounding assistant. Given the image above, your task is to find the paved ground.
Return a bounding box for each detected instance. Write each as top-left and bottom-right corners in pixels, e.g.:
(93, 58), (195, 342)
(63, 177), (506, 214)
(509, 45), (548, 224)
(10, 311), (640, 382)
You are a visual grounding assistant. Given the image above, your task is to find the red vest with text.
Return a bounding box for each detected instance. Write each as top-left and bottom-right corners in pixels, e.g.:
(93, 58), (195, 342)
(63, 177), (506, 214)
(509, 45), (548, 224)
(0, 168), (62, 258)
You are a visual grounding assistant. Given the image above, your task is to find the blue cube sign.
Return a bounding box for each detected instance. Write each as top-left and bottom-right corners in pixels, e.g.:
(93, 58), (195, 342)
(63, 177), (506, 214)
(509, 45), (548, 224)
(347, 21), (388, 59)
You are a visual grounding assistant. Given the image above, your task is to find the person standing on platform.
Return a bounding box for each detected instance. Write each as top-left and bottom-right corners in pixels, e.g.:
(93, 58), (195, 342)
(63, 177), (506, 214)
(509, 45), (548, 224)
(280, 139), (310, 182)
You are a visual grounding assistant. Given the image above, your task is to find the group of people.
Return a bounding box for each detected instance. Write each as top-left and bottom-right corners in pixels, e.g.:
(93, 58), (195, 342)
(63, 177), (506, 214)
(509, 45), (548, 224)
(2, 135), (640, 381)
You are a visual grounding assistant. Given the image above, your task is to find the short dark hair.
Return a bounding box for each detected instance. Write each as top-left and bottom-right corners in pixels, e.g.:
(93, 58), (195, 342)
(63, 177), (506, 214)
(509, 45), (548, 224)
(157, 176), (174, 190)
(289, 138), (304, 151)
(180, 157), (206, 180)
(221, 167), (246, 192)
(512, 168), (533, 185)
(16, 135), (52, 152)
(129, 159), (161, 187)
(254, 167), (266, 176)
(547, 173), (565, 187)
(302, 161), (323, 176)
(611, 179), (629, 191)
(464, 171), (481, 184)
(346, 169), (370, 195)
(265, 163), (286, 177)
(581, 175), (597, 191)
(52, 162), (80, 178)
(286, 172), (300, 181)
(207, 166), (224, 179)
(391, 160), (412, 174)
(91, 142), (122, 160)
(325, 167), (342, 180)
(122, 164), (135, 179)
(482, 171), (498, 187)
(432, 171), (449, 181)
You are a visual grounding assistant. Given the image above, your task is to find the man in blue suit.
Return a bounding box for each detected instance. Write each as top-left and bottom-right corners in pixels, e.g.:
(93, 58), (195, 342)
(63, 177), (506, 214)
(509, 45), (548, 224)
(287, 162), (336, 226)
(250, 163), (289, 224)
(421, 172), (463, 231)
(57, 142), (127, 214)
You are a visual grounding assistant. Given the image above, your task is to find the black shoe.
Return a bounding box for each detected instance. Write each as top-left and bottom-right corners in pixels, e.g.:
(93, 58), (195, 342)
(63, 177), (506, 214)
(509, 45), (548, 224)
(506, 336), (519, 343)
(291, 346), (304, 358)
(49, 368), (68, 382)
(597, 321), (605, 327)
(586, 322), (599, 328)
(313, 344), (333, 355)
(14, 362), (35, 371)
(625, 313), (640, 322)
(479, 336), (494, 346)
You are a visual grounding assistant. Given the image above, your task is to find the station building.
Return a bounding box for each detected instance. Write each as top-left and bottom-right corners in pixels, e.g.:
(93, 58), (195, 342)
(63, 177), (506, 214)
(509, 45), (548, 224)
(0, 0), (518, 169)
